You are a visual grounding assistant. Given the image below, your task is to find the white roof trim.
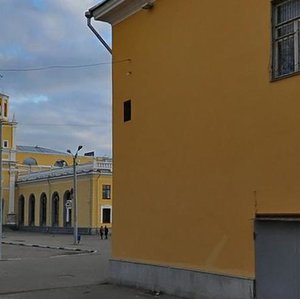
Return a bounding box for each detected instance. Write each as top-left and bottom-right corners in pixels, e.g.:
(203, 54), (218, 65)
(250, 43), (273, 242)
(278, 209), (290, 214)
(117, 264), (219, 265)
(89, 0), (155, 25)
(17, 162), (112, 183)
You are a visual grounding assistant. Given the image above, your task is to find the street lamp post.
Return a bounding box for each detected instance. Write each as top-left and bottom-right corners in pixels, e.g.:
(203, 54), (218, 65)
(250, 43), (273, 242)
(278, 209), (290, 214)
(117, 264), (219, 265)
(67, 145), (83, 245)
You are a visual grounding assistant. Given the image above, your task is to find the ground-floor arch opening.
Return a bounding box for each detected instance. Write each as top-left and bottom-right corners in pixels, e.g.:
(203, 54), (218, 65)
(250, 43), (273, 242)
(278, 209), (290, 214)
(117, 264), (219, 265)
(63, 190), (72, 227)
(52, 192), (59, 227)
(18, 195), (25, 226)
(40, 193), (47, 226)
(28, 194), (35, 226)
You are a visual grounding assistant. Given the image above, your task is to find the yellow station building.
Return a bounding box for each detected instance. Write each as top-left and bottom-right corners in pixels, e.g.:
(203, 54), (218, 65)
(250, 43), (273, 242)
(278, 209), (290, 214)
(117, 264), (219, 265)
(87, 1), (300, 298)
(15, 157), (113, 234)
(0, 92), (113, 234)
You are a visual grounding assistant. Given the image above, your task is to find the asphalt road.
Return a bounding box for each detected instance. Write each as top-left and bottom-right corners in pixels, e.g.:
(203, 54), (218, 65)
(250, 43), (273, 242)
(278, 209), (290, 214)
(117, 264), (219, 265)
(0, 231), (180, 299)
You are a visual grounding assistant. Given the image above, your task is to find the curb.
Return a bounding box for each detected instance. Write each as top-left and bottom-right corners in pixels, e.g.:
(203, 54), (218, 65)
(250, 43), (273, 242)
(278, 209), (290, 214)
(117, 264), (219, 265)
(2, 241), (96, 254)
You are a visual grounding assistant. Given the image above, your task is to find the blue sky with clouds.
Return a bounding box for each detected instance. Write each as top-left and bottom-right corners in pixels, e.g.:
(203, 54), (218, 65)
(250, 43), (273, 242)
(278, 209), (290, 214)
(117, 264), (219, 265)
(0, 0), (112, 156)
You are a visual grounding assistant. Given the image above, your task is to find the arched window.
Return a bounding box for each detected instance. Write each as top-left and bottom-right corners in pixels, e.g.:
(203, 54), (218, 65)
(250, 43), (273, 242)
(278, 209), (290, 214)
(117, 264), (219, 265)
(23, 157), (38, 166)
(18, 195), (25, 226)
(63, 190), (72, 227)
(54, 160), (68, 167)
(28, 194), (35, 226)
(52, 192), (59, 227)
(40, 193), (47, 226)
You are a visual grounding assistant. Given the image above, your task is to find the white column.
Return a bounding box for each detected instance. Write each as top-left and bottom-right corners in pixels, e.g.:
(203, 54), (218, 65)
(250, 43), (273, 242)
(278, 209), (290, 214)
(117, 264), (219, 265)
(8, 167), (16, 214)
(7, 121), (17, 225)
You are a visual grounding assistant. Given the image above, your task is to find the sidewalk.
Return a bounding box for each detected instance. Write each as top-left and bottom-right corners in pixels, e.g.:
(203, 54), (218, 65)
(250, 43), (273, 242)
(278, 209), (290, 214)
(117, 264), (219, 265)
(0, 230), (181, 299)
(2, 229), (105, 254)
(2, 229), (104, 251)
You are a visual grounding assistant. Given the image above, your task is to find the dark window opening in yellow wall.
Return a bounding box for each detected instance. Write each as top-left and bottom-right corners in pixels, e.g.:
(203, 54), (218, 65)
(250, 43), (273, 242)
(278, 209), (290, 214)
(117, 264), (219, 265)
(40, 193), (47, 226)
(23, 157), (38, 166)
(52, 193), (59, 227)
(54, 160), (68, 167)
(28, 194), (35, 226)
(102, 184), (111, 199)
(18, 195), (25, 226)
(124, 100), (131, 122)
(103, 208), (111, 223)
(4, 102), (7, 117)
(272, 0), (300, 78)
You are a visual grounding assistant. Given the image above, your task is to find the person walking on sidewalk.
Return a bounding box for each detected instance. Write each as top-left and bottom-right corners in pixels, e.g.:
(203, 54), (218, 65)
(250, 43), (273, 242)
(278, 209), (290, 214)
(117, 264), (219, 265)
(104, 226), (109, 239)
(99, 226), (104, 240)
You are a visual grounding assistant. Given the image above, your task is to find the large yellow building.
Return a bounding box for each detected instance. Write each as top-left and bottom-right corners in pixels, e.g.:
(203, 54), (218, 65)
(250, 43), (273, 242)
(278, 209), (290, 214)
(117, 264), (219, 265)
(0, 93), (113, 234)
(15, 158), (112, 233)
(87, 1), (300, 298)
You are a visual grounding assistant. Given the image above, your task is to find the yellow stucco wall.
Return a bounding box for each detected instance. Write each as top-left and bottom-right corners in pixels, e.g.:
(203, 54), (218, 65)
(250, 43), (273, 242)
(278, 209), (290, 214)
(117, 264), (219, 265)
(16, 151), (92, 168)
(15, 172), (112, 229)
(3, 124), (14, 148)
(1, 122), (16, 223)
(98, 176), (113, 228)
(110, 0), (300, 278)
(4, 150), (93, 225)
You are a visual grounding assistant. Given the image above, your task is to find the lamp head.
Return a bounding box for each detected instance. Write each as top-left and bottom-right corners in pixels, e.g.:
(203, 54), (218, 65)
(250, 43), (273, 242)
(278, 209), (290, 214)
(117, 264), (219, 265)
(85, 11), (92, 18)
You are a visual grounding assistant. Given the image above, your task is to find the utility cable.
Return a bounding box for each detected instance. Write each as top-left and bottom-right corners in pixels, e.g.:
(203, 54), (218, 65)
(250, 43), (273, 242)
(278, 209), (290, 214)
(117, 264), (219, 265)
(17, 123), (106, 127)
(0, 59), (130, 72)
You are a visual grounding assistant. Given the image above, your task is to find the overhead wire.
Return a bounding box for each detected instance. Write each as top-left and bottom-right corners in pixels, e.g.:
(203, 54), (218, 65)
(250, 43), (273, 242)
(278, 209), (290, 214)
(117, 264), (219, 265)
(0, 58), (131, 72)
(17, 123), (105, 127)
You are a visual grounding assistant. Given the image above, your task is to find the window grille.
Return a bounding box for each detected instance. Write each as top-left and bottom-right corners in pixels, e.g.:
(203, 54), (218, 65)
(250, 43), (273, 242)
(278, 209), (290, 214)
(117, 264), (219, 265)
(273, 0), (300, 78)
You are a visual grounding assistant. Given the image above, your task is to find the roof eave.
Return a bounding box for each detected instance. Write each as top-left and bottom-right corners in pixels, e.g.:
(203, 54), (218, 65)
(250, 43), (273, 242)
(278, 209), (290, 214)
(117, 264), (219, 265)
(0, 93), (9, 98)
(87, 0), (155, 25)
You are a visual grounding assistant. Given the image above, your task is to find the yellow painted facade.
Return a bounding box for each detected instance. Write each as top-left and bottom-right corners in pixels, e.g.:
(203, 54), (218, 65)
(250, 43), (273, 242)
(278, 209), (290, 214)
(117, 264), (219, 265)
(15, 163), (112, 232)
(89, 0), (300, 287)
(16, 150), (92, 171)
(111, 0), (258, 278)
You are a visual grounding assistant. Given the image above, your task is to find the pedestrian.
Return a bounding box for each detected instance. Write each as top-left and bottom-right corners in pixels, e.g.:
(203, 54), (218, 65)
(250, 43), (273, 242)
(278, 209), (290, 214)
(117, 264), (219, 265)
(100, 226), (104, 240)
(104, 226), (109, 239)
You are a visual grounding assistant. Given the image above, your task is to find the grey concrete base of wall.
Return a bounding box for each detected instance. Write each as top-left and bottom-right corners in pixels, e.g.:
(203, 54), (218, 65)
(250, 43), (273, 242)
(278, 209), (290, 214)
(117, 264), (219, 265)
(110, 259), (254, 299)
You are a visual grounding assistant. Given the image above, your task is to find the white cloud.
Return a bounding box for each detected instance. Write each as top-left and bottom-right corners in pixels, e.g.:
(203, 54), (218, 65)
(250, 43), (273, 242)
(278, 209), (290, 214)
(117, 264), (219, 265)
(0, 0), (112, 156)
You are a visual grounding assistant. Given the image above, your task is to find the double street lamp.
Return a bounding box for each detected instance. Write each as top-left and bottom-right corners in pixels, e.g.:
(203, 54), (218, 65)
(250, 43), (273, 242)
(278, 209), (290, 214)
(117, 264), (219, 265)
(67, 145), (83, 245)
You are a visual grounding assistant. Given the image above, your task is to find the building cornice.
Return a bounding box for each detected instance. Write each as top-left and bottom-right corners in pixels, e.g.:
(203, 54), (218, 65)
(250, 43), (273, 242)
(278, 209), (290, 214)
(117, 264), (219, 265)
(0, 93), (9, 98)
(87, 0), (155, 25)
(16, 162), (112, 184)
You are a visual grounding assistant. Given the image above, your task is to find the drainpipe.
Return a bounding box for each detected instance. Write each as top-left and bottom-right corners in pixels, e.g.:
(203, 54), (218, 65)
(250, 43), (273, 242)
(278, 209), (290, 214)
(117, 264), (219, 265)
(85, 11), (112, 55)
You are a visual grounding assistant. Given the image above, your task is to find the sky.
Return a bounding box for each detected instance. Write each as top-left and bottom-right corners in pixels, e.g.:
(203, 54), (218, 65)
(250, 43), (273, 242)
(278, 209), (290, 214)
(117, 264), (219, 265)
(0, 0), (112, 157)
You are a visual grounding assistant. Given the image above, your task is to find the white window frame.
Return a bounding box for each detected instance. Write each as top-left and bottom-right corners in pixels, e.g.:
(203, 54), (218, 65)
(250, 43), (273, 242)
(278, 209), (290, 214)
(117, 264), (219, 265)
(272, 0), (300, 78)
(102, 184), (111, 199)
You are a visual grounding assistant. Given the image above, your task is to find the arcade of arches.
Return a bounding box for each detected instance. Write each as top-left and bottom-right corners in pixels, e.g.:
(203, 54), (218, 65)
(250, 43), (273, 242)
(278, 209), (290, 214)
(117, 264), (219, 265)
(14, 163), (112, 234)
(18, 190), (74, 229)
